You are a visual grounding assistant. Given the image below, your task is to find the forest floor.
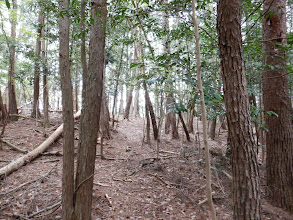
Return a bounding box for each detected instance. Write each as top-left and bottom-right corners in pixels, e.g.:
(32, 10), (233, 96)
(0, 112), (293, 220)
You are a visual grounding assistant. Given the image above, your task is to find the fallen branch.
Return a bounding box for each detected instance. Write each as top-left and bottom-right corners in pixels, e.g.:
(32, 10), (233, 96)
(0, 111), (81, 179)
(9, 114), (44, 124)
(198, 198), (208, 205)
(211, 166), (232, 180)
(112, 176), (133, 182)
(105, 193), (114, 210)
(0, 163), (58, 195)
(94, 182), (111, 187)
(43, 159), (60, 163)
(221, 170), (232, 180)
(41, 151), (63, 156)
(0, 139), (27, 153)
(148, 173), (181, 187)
(158, 154), (177, 159)
(159, 150), (178, 155)
(28, 200), (61, 218)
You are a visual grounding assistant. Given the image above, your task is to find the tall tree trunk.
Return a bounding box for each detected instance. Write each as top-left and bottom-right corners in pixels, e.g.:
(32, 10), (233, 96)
(123, 87), (133, 120)
(112, 46), (124, 126)
(165, 94), (179, 139)
(187, 100), (195, 133)
(138, 37), (158, 141)
(219, 114), (227, 130)
(8, 0), (18, 120)
(162, 9), (178, 139)
(0, 90), (7, 151)
(143, 81), (158, 140)
(74, 1), (107, 219)
(0, 90), (7, 126)
(59, 0), (75, 218)
(217, 0), (261, 219)
(101, 83), (111, 139)
(209, 116), (217, 140)
(262, 0), (293, 213)
(31, 13), (43, 118)
(178, 112), (190, 142)
(42, 19), (49, 128)
(118, 83), (124, 114)
(133, 87), (140, 117)
(75, 68), (79, 112)
(144, 87), (151, 145)
(80, 0), (88, 81)
(165, 96), (179, 139)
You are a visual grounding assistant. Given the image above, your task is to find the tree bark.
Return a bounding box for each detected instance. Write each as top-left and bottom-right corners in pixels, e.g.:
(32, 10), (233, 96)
(262, 0), (293, 213)
(59, 0), (75, 218)
(217, 0), (261, 219)
(74, 1), (107, 219)
(8, 0), (18, 120)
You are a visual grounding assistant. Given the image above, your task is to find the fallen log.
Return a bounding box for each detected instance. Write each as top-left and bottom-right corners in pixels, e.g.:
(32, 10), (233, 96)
(0, 111), (81, 179)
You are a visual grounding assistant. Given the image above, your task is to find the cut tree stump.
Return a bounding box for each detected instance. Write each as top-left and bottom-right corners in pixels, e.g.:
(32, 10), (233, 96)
(0, 111), (81, 179)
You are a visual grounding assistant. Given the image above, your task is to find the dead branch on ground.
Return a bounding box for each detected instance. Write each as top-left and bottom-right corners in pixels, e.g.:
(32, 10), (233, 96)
(211, 166), (232, 180)
(41, 151), (63, 156)
(148, 173), (181, 187)
(0, 111), (81, 179)
(105, 193), (114, 210)
(0, 163), (58, 195)
(28, 200), (61, 218)
(10, 114), (44, 124)
(0, 139), (27, 153)
(94, 182), (111, 187)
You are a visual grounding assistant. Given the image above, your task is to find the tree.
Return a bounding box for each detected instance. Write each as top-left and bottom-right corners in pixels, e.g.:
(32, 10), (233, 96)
(74, 0), (107, 218)
(59, 0), (75, 218)
(163, 6), (179, 139)
(217, 0), (260, 219)
(31, 12), (43, 118)
(101, 81), (111, 139)
(262, 0), (293, 213)
(42, 15), (49, 128)
(123, 86), (133, 119)
(8, 0), (18, 120)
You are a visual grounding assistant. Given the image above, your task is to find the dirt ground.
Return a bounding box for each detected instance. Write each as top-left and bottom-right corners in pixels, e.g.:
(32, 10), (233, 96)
(0, 113), (293, 219)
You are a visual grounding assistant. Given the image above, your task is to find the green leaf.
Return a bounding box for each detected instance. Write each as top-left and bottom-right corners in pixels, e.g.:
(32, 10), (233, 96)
(265, 111), (278, 117)
(5, 0), (10, 9)
(130, 62), (144, 69)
